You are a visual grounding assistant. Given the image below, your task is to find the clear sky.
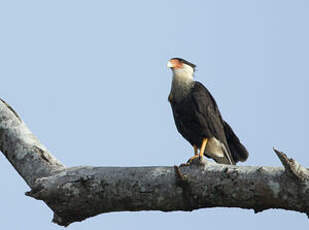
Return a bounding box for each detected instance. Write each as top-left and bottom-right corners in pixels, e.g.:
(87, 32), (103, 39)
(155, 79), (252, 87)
(0, 0), (308, 229)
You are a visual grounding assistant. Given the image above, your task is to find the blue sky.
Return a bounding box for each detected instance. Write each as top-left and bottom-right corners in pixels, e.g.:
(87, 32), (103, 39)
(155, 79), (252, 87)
(0, 0), (308, 229)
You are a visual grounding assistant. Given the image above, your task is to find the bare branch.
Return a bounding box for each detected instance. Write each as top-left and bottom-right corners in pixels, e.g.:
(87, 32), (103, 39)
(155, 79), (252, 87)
(1, 98), (309, 226)
(0, 99), (64, 187)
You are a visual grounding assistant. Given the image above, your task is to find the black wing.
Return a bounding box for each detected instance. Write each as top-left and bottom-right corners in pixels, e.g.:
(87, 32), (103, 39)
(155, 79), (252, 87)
(170, 81), (248, 164)
(170, 81), (227, 146)
(191, 82), (248, 163)
(191, 82), (228, 144)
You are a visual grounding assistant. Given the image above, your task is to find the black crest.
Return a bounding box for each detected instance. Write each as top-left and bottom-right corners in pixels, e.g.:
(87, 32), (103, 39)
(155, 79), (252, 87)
(172, 57), (196, 70)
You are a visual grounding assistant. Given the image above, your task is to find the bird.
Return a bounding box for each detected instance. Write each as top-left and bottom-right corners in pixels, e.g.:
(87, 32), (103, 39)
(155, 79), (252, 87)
(167, 57), (248, 165)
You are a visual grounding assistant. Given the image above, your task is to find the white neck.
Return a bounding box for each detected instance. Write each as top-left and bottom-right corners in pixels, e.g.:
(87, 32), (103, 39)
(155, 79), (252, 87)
(170, 65), (194, 102)
(172, 64), (194, 81)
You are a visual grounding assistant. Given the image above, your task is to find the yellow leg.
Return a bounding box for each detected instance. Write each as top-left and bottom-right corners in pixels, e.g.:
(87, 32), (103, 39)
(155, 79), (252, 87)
(187, 145), (199, 162)
(199, 138), (208, 158)
(194, 145), (198, 155)
(187, 140), (208, 163)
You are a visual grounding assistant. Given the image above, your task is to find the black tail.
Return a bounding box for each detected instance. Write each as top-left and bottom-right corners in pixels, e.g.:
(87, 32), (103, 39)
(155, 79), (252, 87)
(223, 121), (249, 163)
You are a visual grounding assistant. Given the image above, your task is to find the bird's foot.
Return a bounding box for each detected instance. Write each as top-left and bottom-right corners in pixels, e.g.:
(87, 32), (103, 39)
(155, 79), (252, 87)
(179, 155), (198, 167)
(187, 154), (200, 162)
(182, 154), (207, 166)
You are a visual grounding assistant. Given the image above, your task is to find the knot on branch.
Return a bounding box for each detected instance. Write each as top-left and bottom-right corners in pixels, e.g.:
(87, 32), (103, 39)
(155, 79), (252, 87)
(174, 165), (197, 211)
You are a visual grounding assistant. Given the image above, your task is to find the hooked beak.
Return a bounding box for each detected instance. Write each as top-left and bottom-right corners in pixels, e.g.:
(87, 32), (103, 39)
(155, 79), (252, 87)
(167, 60), (174, 68)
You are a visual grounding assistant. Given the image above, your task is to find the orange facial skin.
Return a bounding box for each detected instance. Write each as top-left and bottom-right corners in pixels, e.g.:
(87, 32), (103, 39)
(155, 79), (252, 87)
(169, 59), (184, 69)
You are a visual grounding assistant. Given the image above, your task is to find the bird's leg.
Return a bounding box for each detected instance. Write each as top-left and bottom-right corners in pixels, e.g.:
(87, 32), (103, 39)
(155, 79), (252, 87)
(199, 138), (208, 159)
(187, 138), (208, 163)
(186, 145), (200, 162)
(194, 145), (198, 155)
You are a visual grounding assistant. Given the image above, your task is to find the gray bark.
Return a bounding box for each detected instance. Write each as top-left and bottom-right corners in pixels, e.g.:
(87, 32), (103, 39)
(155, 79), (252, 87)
(0, 98), (309, 227)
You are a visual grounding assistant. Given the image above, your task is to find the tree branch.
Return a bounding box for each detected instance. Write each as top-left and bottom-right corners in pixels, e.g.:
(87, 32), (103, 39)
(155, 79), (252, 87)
(1, 98), (309, 226)
(0, 98), (64, 187)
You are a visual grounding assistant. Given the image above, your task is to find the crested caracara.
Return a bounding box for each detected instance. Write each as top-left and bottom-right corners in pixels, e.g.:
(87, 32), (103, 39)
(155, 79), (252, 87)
(167, 57), (248, 165)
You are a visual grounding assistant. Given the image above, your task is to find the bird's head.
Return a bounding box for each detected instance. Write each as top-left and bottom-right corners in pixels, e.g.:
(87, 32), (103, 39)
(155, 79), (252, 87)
(167, 58), (195, 79)
(167, 58), (196, 75)
(168, 58), (195, 98)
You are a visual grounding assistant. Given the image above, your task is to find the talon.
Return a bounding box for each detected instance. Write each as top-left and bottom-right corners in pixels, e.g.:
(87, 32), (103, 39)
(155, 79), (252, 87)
(187, 154), (200, 163)
(185, 145), (199, 163)
(185, 140), (209, 164)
